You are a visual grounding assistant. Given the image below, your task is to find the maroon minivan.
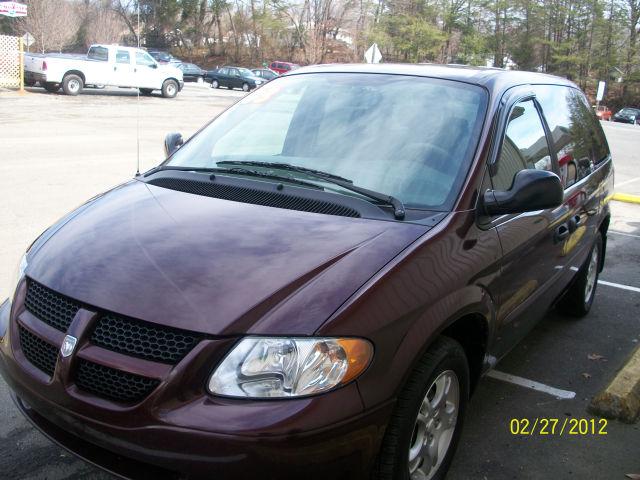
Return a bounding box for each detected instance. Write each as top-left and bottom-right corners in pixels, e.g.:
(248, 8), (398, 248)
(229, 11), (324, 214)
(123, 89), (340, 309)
(0, 65), (613, 480)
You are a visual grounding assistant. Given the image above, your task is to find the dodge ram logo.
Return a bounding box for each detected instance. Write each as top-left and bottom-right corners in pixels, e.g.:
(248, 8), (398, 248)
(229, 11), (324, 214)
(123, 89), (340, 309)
(60, 335), (78, 357)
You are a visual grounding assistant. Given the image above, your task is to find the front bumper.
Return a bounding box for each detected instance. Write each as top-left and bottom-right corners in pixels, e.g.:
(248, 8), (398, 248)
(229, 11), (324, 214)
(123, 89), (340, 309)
(612, 117), (636, 124)
(0, 287), (390, 480)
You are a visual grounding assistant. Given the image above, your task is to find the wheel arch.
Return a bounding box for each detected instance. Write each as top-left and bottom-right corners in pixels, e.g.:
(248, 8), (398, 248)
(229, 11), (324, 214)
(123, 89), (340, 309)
(381, 287), (496, 404)
(63, 70), (85, 84)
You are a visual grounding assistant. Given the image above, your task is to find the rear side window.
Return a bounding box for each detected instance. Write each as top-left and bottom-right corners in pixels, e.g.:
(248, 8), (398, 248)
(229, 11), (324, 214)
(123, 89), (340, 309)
(116, 50), (130, 64)
(88, 46), (108, 62)
(492, 100), (552, 191)
(535, 85), (610, 188)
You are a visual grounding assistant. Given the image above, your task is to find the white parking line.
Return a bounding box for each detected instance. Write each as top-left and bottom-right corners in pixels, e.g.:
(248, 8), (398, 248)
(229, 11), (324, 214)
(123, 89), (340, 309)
(597, 280), (640, 293)
(609, 230), (640, 239)
(616, 176), (640, 187)
(486, 370), (576, 399)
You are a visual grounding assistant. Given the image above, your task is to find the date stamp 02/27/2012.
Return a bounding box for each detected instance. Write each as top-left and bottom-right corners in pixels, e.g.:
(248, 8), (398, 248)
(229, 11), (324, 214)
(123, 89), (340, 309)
(509, 418), (608, 436)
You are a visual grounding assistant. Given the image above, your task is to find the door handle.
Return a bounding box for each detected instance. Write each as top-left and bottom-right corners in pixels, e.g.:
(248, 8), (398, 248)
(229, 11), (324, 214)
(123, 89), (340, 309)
(554, 223), (570, 243)
(568, 215), (581, 233)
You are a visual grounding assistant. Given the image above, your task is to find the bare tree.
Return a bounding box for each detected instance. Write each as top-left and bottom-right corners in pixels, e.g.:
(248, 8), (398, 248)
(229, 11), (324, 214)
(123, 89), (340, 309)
(18, 0), (79, 52)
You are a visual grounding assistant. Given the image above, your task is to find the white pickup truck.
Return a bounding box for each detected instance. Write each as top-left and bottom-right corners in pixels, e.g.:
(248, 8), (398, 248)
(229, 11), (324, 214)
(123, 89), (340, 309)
(24, 44), (184, 98)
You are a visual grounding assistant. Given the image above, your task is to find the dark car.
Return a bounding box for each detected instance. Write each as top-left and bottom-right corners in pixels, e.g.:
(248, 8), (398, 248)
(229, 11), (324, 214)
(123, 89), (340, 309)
(177, 62), (206, 82)
(208, 65), (265, 91)
(612, 107), (640, 124)
(0, 65), (613, 480)
(251, 68), (278, 81)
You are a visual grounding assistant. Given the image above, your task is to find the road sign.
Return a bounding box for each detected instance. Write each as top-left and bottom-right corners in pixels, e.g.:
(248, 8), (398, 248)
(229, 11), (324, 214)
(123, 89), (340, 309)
(364, 43), (382, 64)
(596, 81), (606, 102)
(0, 1), (27, 17)
(22, 32), (34, 47)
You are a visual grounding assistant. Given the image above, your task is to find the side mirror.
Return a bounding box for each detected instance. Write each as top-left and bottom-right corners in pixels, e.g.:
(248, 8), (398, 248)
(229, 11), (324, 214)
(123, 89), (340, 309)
(164, 132), (183, 157)
(482, 169), (563, 216)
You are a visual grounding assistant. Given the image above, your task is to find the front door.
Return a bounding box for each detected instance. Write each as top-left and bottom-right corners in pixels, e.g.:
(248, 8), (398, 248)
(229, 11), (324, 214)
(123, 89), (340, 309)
(486, 95), (568, 359)
(135, 51), (162, 89)
(228, 68), (241, 88)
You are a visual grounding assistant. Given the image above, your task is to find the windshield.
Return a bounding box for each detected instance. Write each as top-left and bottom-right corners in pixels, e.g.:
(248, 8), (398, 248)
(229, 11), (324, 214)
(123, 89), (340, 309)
(620, 108), (640, 115)
(165, 73), (487, 210)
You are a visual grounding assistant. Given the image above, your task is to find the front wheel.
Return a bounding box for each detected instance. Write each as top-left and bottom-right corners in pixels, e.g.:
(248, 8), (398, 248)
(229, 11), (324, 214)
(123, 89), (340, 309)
(211, 80), (219, 89)
(373, 336), (469, 480)
(242, 82), (250, 92)
(161, 79), (178, 98)
(557, 233), (602, 317)
(62, 74), (83, 95)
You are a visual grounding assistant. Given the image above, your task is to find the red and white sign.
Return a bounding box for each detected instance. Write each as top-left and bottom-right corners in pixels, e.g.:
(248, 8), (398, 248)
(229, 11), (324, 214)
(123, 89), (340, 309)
(0, 2), (28, 17)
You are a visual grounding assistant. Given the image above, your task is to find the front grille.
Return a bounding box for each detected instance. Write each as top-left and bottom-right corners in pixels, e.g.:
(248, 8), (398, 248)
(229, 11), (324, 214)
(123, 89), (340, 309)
(90, 313), (202, 364)
(75, 359), (160, 403)
(19, 325), (58, 377)
(24, 280), (80, 332)
(148, 177), (361, 218)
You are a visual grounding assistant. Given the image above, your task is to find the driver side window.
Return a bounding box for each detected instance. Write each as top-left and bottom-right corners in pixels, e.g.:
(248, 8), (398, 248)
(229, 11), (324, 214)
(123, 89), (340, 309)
(492, 100), (552, 191)
(135, 51), (156, 67)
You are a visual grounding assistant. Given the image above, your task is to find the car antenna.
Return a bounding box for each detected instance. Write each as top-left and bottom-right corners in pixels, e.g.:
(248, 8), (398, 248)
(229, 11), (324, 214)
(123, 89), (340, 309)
(135, 2), (141, 176)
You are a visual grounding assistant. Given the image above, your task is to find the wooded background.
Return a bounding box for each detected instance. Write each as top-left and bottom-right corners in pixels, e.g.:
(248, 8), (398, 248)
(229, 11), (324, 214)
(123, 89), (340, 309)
(1, 0), (639, 105)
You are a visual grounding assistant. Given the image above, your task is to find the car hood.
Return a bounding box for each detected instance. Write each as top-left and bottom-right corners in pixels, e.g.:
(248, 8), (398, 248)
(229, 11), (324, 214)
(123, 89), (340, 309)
(159, 64), (183, 79)
(26, 180), (431, 336)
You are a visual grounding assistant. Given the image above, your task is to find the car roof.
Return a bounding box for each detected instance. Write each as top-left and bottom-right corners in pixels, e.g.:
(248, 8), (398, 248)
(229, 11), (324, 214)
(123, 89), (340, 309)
(287, 63), (578, 94)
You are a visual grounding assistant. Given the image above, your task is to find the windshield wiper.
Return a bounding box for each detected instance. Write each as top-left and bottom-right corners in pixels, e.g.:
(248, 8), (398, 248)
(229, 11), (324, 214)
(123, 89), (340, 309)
(216, 160), (353, 184)
(216, 160), (406, 219)
(143, 165), (323, 190)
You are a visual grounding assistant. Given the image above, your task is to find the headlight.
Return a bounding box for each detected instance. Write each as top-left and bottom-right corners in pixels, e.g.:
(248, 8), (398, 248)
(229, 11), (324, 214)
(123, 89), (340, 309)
(8, 253), (27, 304)
(255, 80), (263, 85)
(208, 337), (373, 398)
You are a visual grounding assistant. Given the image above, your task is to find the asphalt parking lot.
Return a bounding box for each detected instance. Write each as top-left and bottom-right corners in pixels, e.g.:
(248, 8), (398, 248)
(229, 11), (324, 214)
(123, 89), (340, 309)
(0, 84), (638, 479)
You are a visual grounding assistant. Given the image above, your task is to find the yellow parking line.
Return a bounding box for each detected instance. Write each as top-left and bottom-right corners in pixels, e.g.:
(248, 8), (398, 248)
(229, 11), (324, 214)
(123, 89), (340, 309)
(612, 193), (640, 204)
(589, 345), (640, 423)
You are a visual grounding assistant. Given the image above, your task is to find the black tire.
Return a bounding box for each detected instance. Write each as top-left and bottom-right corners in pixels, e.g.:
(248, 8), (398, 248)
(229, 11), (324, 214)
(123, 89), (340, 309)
(557, 233), (603, 317)
(374, 336), (469, 480)
(62, 74), (83, 96)
(211, 79), (219, 89)
(139, 88), (154, 96)
(43, 82), (60, 93)
(242, 82), (250, 92)
(161, 79), (179, 98)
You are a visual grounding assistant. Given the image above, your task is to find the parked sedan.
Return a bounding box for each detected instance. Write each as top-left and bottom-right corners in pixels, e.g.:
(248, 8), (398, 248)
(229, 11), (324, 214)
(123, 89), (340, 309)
(209, 66), (265, 91)
(612, 107), (640, 124)
(178, 62), (206, 82)
(252, 68), (278, 81)
(0, 65), (613, 480)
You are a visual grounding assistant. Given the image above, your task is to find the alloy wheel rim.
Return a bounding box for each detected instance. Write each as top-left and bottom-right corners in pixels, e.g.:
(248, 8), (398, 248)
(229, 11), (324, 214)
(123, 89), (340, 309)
(408, 370), (459, 480)
(167, 84), (176, 96)
(584, 247), (599, 303)
(69, 79), (79, 92)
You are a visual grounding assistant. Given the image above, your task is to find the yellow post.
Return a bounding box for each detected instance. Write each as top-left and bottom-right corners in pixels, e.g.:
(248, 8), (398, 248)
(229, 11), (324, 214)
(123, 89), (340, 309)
(19, 37), (25, 94)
